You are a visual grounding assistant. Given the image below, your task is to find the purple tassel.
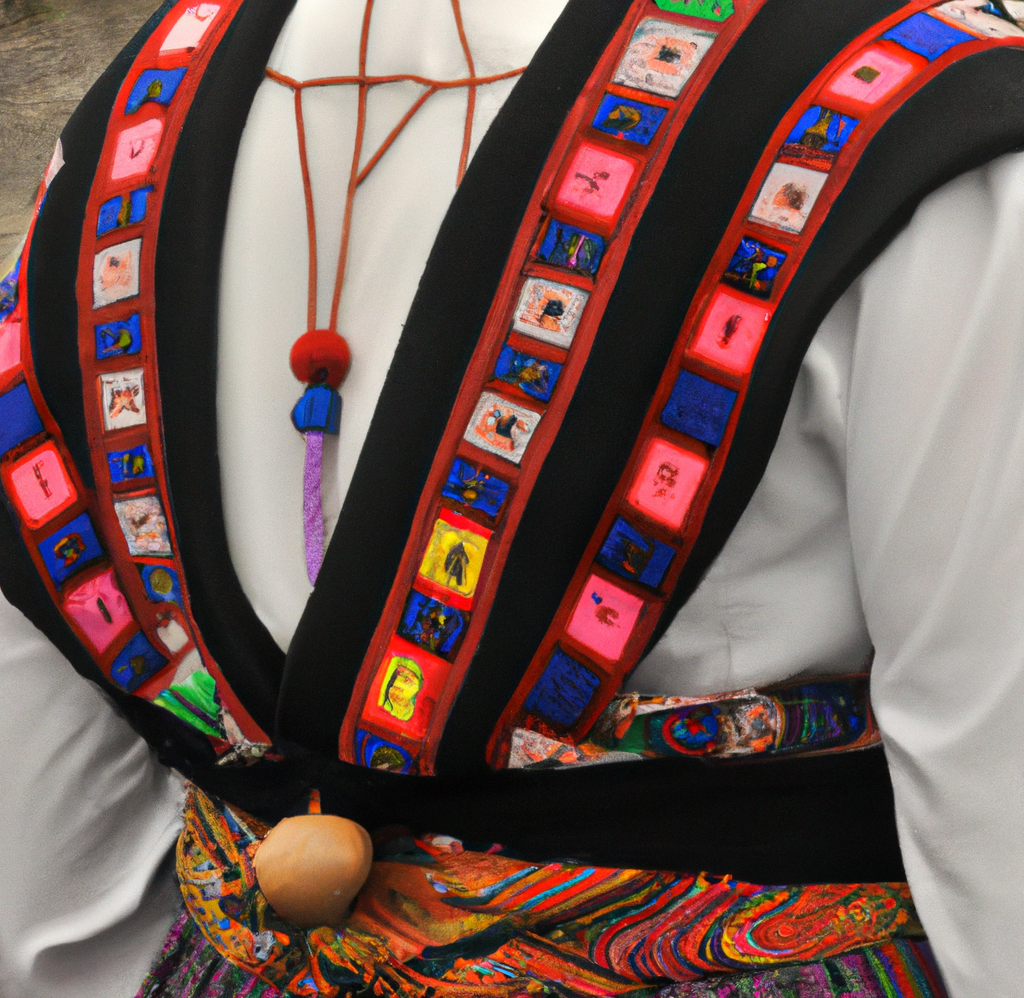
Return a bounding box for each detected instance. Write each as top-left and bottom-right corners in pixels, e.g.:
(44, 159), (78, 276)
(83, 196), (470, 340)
(302, 430), (325, 585)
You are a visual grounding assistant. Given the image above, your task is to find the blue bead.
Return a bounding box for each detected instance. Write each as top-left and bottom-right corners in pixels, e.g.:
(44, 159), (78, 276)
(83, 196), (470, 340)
(292, 385), (341, 434)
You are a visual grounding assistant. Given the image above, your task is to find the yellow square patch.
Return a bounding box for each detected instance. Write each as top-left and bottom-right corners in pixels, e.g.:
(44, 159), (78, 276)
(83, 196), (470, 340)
(417, 509), (491, 603)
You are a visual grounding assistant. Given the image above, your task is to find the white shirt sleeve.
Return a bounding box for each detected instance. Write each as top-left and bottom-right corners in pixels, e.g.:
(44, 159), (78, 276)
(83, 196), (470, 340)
(0, 588), (184, 998)
(846, 150), (1024, 995)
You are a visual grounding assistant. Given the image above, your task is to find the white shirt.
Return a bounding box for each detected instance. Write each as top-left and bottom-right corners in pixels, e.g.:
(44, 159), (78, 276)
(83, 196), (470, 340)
(1, 2), (1022, 995)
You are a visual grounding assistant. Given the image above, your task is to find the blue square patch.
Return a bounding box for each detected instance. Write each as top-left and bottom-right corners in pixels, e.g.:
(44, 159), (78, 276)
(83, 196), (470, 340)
(536, 219), (605, 277)
(0, 382), (44, 456)
(883, 12), (974, 60)
(108, 444), (154, 484)
(524, 647), (601, 728)
(95, 314), (142, 360)
(38, 512), (104, 586)
(441, 459), (510, 519)
(110, 631), (168, 692)
(0, 260), (20, 322)
(357, 730), (413, 773)
(597, 517), (676, 588)
(722, 237), (786, 299)
(97, 187), (153, 236)
(494, 344), (563, 403)
(397, 590), (468, 659)
(125, 67), (187, 114)
(139, 563), (181, 604)
(592, 94), (668, 146)
(661, 369), (737, 446)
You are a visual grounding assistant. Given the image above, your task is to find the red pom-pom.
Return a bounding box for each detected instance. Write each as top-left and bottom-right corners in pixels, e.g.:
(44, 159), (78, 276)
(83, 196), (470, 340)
(289, 329), (351, 389)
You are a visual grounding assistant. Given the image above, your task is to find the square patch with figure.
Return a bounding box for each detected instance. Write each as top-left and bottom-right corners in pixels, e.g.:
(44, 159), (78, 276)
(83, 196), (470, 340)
(591, 94), (668, 145)
(97, 188), (153, 236)
(93, 239), (142, 308)
(778, 106), (858, 172)
(140, 563), (181, 604)
(397, 589), (468, 660)
(535, 219), (605, 277)
(417, 508), (491, 602)
(114, 493), (172, 556)
(626, 437), (709, 531)
(108, 444), (155, 484)
(464, 391), (542, 465)
(38, 512), (104, 587)
(612, 18), (717, 98)
(524, 647), (601, 730)
(356, 730), (413, 773)
(110, 119), (163, 182)
(722, 236), (786, 299)
(512, 277), (589, 349)
(95, 314), (142, 359)
(2, 442), (77, 529)
(100, 369), (147, 431)
(63, 568), (134, 654)
(931, 1), (1024, 38)
(493, 344), (563, 403)
(749, 162), (828, 235)
(687, 287), (771, 376)
(110, 631), (168, 692)
(597, 517), (676, 589)
(566, 573), (646, 662)
(442, 458), (510, 519)
(820, 43), (921, 110)
(553, 142), (640, 230)
(362, 638), (447, 741)
(125, 68), (187, 114)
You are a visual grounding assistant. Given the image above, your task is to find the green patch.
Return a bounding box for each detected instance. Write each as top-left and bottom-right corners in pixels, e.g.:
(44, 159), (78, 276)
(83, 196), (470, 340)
(654, 0), (733, 21)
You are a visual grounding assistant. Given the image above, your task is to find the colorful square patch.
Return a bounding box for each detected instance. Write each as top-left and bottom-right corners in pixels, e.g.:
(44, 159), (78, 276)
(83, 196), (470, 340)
(566, 574), (645, 662)
(464, 391), (542, 465)
(110, 631), (168, 692)
(63, 568), (134, 653)
(109, 444), (154, 484)
(493, 344), (563, 403)
(140, 563), (181, 604)
(687, 287), (771, 376)
(397, 589), (468, 659)
(125, 68), (187, 114)
(363, 638), (447, 740)
(356, 730), (413, 773)
(39, 512), (104, 586)
(592, 94), (667, 145)
(626, 437), (709, 531)
(749, 162), (828, 235)
(661, 369), (737, 446)
(553, 142), (639, 229)
(524, 647), (601, 729)
(597, 517), (676, 588)
(932, 1), (1024, 38)
(0, 382), (43, 456)
(882, 11), (974, 59)
(417, 509), (491, 601)
(3, 442), (77, 529)
(778, 106), (858, 171)
(97, 188), (153, 236)
(612, 18), (716, 98)
(93, 238), (142, 308)
(110, 119), (163, 181)
(0, 315), (20, 381)
(160, 3), (221, 53)
(654, 0), (733, 20)
(441, 458), (510, 519)
(95, 314), (142, 359)
(722, 236), (786, 299)
(512, 277), (589, 349)
(0, 262), (18, 323)
(820, 44), (920, 110)
(114, 493), (172, 556)
(536, 219), (605, 277)
(100, 369), (147, 431)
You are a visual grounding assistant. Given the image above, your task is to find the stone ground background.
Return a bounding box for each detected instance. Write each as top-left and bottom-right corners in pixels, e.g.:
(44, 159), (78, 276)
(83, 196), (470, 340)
(0, 0), (162, 269)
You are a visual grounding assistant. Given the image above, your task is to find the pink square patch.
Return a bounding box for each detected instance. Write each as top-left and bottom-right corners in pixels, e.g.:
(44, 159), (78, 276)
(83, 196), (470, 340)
(160, 4), (221, 54)
(3, 442), (77, 528)
(111, 119), (164, 181)
(820, 43), (919, 110)
(565, 574), (645, 662)
(63, 569), (134, 653)
(687, 288), (772, 376)
(552, 142), (639, 228)
(626, 438), (708, 531)
(0, 316), (21, 381)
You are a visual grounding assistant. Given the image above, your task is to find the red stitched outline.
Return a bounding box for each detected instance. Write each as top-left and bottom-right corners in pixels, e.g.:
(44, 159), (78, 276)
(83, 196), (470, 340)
(487, 1), (1024, 765)
(338, 0), (769, 774)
